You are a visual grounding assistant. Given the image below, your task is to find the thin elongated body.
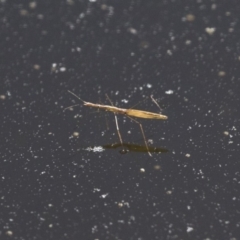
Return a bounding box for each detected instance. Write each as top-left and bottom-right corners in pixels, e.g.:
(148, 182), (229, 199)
(67, 91), (168, 156)
(83, 102), (168, 120)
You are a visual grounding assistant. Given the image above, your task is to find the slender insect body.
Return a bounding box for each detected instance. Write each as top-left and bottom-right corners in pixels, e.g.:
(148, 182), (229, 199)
(67, 90), (168, 156)
(84, 102), (168, 119)
(84, 102), (127, 114)
(126, 109), (168, 119)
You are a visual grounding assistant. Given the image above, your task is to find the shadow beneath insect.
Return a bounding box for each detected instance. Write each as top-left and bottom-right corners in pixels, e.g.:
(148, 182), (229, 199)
(100, 142), (169, 155)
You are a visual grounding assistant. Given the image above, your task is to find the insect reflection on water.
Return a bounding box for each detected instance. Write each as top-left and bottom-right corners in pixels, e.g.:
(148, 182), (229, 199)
(83, 143), (168, 155)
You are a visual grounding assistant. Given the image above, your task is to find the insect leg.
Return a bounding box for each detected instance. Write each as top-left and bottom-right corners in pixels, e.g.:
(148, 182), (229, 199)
(126, 116), (152, 157)
(114, 114), (123, 145)
(105, 94), (124, 147)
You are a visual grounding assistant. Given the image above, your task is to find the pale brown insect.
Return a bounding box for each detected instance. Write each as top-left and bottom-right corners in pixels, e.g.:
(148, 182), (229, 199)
(66, 91), (168, 156)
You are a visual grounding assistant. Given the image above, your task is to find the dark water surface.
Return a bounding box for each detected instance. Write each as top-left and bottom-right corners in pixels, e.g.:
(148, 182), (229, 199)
(1, 1), (240, 239)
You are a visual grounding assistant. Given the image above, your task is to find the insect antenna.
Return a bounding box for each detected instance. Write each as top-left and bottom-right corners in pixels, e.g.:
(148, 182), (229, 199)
(64, 90), (86, 111)
(63, 104), (80, 111)
(68, 90), (85, 103)
(128, 96), (148, 110)
(150, 95), (163, 113)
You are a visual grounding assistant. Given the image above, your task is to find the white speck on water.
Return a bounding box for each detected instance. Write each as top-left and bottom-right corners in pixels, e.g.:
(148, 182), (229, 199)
(60, 67), (66, 72)
(223, 131), (229, 136)
(73, 132), (79, 137)
(33, 64), (40, 70)
(29, 2), (37, 9)
(73, 114), (82, 119)
(79, 13), (85, 18)
(148, 139), (153, 144)
(118, 220), (125, 224)
(85, 146), (105, 152)
(93, 188), (101, 192)
(128, 27), (138, 35)
(211, 3), (217, 10)
(167, 49), (173, 55)
(187, 226), (194, 232)
(100, 193), (109, 199)
(121, 99), (129, 103)
(165, 90), (174, 94)
(0, 95), (6, 100)
(92, 225), (98, 233)
(6, 231), (13, 236)
(218, 71), (226, 77)
(205, 27), (216, 35)
(185, 14), (195, 22)
(146, 83), (152, 88)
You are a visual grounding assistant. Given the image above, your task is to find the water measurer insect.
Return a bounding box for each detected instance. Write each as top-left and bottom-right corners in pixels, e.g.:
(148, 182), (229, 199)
(66, 91), (168, 156)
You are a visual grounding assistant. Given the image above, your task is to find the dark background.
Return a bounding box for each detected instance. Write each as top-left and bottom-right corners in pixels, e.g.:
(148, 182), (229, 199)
(1, 0), (240, 239)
